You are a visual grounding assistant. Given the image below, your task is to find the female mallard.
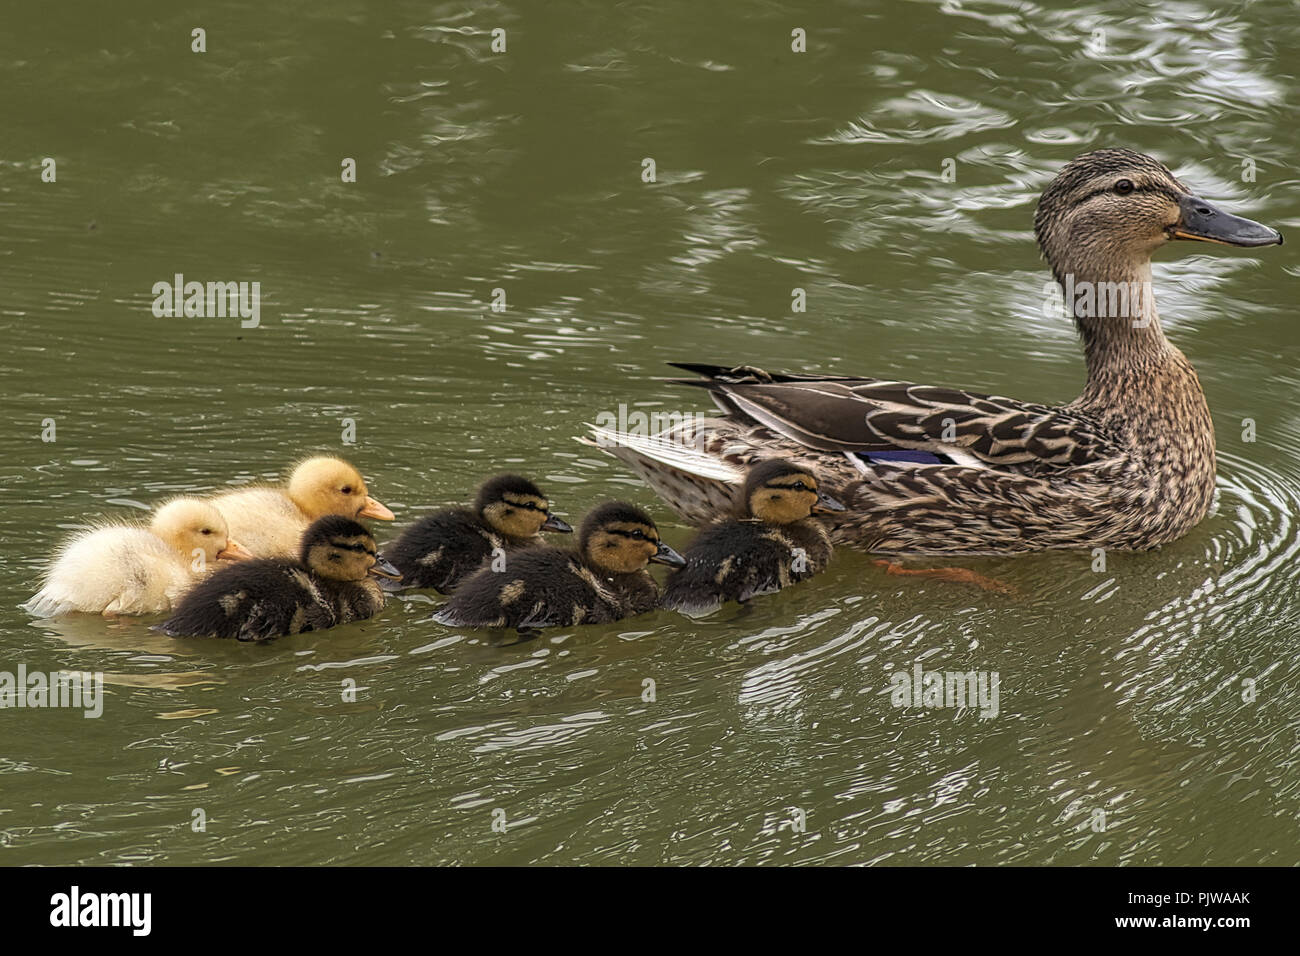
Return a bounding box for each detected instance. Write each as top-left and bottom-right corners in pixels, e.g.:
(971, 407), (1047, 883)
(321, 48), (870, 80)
(589, 149), (1283, 554)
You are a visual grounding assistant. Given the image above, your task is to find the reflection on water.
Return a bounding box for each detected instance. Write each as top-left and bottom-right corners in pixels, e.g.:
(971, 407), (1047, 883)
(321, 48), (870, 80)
(1, 0), (1297, 865)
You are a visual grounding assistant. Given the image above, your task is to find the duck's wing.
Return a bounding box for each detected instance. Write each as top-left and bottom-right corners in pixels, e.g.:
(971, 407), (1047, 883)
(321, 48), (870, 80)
(667, 363), (1121, 470)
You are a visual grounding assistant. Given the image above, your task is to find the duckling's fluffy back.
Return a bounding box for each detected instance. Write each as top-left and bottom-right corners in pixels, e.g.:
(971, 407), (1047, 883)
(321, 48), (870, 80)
(433, 546), (659, 630)
(208, 487), (305, 558)
(660, 518), (832, 615)
(384, 508), (501, 592)
(157, 557), (385, 641)
(23, 526), (197, 617)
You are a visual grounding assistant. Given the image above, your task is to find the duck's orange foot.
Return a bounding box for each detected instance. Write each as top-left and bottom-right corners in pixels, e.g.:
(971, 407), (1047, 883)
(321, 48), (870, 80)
(873, 560), (1018, 596)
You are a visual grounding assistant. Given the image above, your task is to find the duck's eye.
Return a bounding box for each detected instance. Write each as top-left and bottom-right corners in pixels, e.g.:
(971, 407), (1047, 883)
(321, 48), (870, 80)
(201, 529), (212, 535)
(630, 530), (645, 540)
(792, 482), (808, 492)
(1114, 179), (1135, 196)
(341, 486), (354, 495)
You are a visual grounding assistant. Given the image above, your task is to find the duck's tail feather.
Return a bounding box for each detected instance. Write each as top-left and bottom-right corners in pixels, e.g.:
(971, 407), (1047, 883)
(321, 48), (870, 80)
(579, 424), (745, 525)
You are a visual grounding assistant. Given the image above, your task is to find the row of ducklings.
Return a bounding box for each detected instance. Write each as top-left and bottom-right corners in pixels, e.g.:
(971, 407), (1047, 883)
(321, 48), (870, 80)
(434, 460), (844, 631)
(160, 460), (844, 641)
(26, 456), (845, 641)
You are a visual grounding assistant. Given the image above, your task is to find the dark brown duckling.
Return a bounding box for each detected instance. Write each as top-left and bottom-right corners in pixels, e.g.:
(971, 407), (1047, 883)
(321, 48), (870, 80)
(383, 474), (571, 592)
(660, 460), (844, 615)
(155, 516), (400, 641)
(432, 501), (684, 633)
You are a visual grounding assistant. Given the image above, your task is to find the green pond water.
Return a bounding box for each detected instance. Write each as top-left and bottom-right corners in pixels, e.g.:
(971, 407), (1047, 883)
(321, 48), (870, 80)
(2, 0), (1298, 865)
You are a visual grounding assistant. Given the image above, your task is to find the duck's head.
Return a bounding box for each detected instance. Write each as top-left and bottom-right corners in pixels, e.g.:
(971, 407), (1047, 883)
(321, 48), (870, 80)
(579, 502), (685, 574)
(1034, 148), (1282, 283)
(287, 456), (395, 523)
(476, 474), (573, 539)
(151, 498), (254, 565)
(742, 460), (846, 524)
(300, 515), (401, 582)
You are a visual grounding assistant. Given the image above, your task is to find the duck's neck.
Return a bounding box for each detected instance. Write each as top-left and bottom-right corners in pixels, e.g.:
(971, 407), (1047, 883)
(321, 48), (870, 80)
(1051, 258), (1181, 406)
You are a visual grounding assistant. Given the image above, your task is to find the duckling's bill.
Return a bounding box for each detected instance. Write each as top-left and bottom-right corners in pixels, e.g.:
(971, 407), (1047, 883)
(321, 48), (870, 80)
(368, 556), (402, 579)
(359, 497), (396, 520)
(652, 541), (687, 567)
(541, 513), (573, 533)
(812, 491), (847, 514)
(217, 540), (256, 561)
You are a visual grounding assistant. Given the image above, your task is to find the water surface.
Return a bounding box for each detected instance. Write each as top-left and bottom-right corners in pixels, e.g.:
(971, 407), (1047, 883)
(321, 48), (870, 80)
(2, 0), (1297, 865)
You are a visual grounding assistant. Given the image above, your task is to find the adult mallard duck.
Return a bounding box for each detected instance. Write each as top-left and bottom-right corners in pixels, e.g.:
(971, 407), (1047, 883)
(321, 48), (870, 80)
(589, 149), (1283, 554)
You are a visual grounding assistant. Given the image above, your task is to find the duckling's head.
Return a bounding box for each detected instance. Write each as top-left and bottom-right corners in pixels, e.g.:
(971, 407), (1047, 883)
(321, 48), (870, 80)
(742, 460), (846, 524)
(300, 515), (401, 582)
(151, 498), (254, 565)
(578, 502), (685, 574)
(1034, 148), (1281, 284)
(287, 456), (395, 523)
(476, 474), (573, 539)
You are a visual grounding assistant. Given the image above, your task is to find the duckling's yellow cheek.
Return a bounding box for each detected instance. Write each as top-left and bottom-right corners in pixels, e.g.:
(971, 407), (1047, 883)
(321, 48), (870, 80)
(511, 511), (542, 537)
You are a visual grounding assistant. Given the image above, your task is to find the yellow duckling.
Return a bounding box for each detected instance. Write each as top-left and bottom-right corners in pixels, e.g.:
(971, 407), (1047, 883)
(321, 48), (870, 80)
(22, 498), (254, 617)
(209, 455), (395, 558)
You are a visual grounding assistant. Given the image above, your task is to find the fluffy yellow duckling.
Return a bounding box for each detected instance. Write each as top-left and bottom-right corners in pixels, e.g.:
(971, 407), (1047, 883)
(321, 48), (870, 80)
(22, 498), (254, 617)
(209, 456), (395, 558)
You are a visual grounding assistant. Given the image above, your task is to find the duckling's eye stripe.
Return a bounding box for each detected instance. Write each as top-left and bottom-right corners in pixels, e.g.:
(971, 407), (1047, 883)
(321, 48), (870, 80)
(502, 496), (546, 510)
(605, 528), (658, 542)
(329, 540), (371, 554)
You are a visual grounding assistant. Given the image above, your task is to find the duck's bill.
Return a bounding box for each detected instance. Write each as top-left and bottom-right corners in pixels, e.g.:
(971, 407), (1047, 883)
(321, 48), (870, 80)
(217, 539), (256, 560)
(651, 542), (687, 568)
(812, 492), (847, 514)
(541, 513), (573, 533)
(1171, 195), (1283, 247)
(359, 496), (396, 521)
(368, 557), (402, 580)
